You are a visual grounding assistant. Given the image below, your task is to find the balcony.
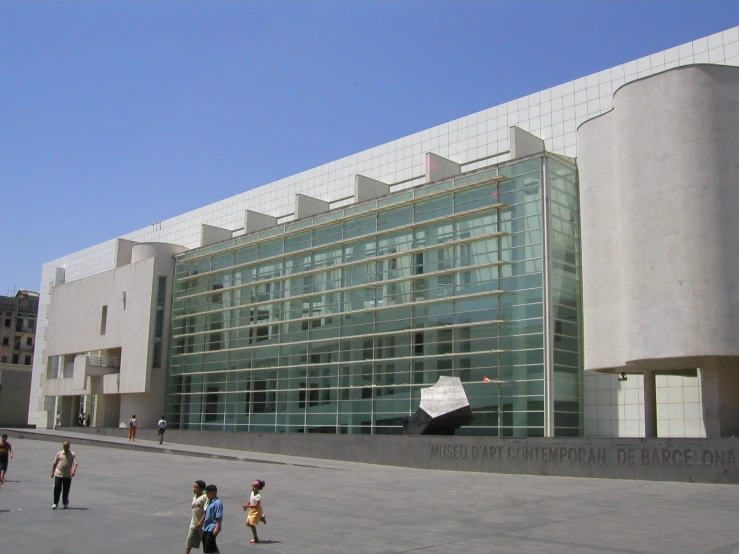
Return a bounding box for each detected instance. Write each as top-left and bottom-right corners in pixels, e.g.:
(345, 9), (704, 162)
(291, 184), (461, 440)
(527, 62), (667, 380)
(87, 355), (120, 369)
(43, 354), (120, 397)
(43, 377), (78, 396)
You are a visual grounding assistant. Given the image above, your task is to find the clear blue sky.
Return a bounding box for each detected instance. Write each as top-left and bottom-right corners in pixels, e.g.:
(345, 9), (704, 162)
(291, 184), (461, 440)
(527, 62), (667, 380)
(0, 1), (736, 295)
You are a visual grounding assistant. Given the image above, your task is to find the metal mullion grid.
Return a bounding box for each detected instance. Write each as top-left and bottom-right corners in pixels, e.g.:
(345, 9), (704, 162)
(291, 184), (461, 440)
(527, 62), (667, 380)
(175, 357), (505, 404)
(301, 356), (308, 432)
(493, 178), (504, 436)
(174, 258), (507, 324)
(173, 162), (506, 267)
(176, 381), (419, 399)
(170, 289), (505, 347)
(370, 305), (376, 434)
(335, 335), (342, 433)
(175, 226), (505, 304)
(171, 319), (506, 419)
(178, 201), (505, 293)
(540, 156), (554, 438)
(173, 206), (507, 301)
(177, 175), (507, 271)
(172, 349), (506, 376)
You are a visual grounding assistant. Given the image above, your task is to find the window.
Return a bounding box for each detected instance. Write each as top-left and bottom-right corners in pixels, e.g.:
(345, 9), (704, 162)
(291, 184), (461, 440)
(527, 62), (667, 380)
(3, 319), (9, 327)
(298, 382), (306, 408)
(153, 276), (167, 368)
(156, 276), (167, 305)
(100, 305), (108, 335)
(204, 387), (220, 422)
(210, 283), (224, 304)
(208, 332), (222, 351)
(414, 333), (424, 355)
(309, 384), (320, 407)
(0, 355), (6, 363)
(12, 354), (19, 364)
(24, 355), (31, 365)
(1, 337), (8, 346)
(26, 337), (32, 346)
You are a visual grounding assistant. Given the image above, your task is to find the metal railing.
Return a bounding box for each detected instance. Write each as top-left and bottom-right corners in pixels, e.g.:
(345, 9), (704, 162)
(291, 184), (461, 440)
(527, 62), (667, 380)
(87, 355), (120, 368)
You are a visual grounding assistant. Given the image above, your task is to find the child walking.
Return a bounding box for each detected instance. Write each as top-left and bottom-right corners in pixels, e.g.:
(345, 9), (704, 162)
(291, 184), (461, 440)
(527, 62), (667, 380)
(242, 479), (266, 544)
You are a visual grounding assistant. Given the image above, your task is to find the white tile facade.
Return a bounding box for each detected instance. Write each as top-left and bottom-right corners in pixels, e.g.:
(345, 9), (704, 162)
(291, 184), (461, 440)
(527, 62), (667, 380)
(29, 27), (739, 434)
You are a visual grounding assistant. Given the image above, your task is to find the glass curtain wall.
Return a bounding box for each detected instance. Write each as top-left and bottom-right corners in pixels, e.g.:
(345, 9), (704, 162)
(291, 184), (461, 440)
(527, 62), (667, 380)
(547, 157), (583, 436)
(166, 155), (580, 436)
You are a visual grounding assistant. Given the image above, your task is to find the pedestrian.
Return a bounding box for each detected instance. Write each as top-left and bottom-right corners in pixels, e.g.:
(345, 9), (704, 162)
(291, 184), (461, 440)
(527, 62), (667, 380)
(128, 415), (137, 441)
(185, 480), (207, 554)
(50, 441), (78, 509)
(84, 413), (91, 427)
(157, 415), (167, 444)
(0, 434), (13, 482)
(198, 484), (223, 554)
(242, 479), (267, 543)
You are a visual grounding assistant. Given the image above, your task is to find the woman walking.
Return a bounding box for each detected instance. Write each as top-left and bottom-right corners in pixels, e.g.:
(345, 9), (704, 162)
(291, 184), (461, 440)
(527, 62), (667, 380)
(128, 415), (137, 441)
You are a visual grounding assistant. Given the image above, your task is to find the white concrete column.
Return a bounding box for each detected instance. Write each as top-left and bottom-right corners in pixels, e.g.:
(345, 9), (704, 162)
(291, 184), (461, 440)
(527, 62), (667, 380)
(295, 194), (329, 219)
(425, 153), (461, 182)
(699, 358), (739, 438)
(244, 210), (278, 234)
(354, 175), (389, 203)
(200, 224), (232, 247)
(643, 370), (657, 438)
(509, 126), (545, 158)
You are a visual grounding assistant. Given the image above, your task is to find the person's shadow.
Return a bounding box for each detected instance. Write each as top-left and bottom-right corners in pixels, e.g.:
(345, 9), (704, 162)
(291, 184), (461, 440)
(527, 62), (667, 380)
(60, 507), (89, 510)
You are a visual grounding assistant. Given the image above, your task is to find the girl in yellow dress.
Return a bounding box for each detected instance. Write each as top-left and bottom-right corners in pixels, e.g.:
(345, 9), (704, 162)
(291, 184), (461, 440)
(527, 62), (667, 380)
(242, 479), (266, 544)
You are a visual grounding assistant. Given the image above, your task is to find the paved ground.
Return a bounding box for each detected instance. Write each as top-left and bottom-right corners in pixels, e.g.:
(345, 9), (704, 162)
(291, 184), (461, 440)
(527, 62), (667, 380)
(1, 432), (739, 553)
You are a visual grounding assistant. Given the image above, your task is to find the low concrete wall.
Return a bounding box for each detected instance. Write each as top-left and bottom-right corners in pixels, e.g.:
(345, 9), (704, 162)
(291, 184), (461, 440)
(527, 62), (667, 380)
(46, 427), (739, 484)
(0, 368), (32, 426)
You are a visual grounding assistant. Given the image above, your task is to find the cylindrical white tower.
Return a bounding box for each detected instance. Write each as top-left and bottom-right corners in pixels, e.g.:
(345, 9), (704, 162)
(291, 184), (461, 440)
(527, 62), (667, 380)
(578, 64), (739, 436)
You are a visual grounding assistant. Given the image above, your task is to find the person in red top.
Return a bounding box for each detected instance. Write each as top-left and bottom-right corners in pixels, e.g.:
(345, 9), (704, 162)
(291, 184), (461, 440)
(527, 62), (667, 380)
(0, 434), (13, 482)
(0, 434), (13, 483)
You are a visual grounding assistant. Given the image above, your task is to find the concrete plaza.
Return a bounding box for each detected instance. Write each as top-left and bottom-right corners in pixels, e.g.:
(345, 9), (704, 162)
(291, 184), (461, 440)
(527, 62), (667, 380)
(1, 432), (739, 553)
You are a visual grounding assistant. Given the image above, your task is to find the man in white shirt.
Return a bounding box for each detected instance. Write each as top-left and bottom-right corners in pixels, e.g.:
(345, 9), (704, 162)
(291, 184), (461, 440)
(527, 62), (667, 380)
(157, 416), (167, 444)
(50, 441), (78, 509)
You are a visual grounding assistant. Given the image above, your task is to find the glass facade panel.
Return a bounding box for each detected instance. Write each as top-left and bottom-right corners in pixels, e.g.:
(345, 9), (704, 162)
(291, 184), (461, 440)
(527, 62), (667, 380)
(548, 157), (583, 437)
(166, 155), (582, 437)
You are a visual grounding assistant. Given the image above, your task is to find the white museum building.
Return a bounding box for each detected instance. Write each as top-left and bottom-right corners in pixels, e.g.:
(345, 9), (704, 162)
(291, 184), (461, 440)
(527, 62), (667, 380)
(29, 26), (739, 439)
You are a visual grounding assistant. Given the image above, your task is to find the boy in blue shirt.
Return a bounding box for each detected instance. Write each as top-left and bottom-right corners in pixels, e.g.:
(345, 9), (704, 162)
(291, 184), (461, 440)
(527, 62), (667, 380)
(198, 484), (223, 554)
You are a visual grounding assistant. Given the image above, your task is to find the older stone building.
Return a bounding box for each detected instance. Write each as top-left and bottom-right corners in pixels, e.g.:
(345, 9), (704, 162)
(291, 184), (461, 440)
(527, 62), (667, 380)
(0, 289), (39, 425)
